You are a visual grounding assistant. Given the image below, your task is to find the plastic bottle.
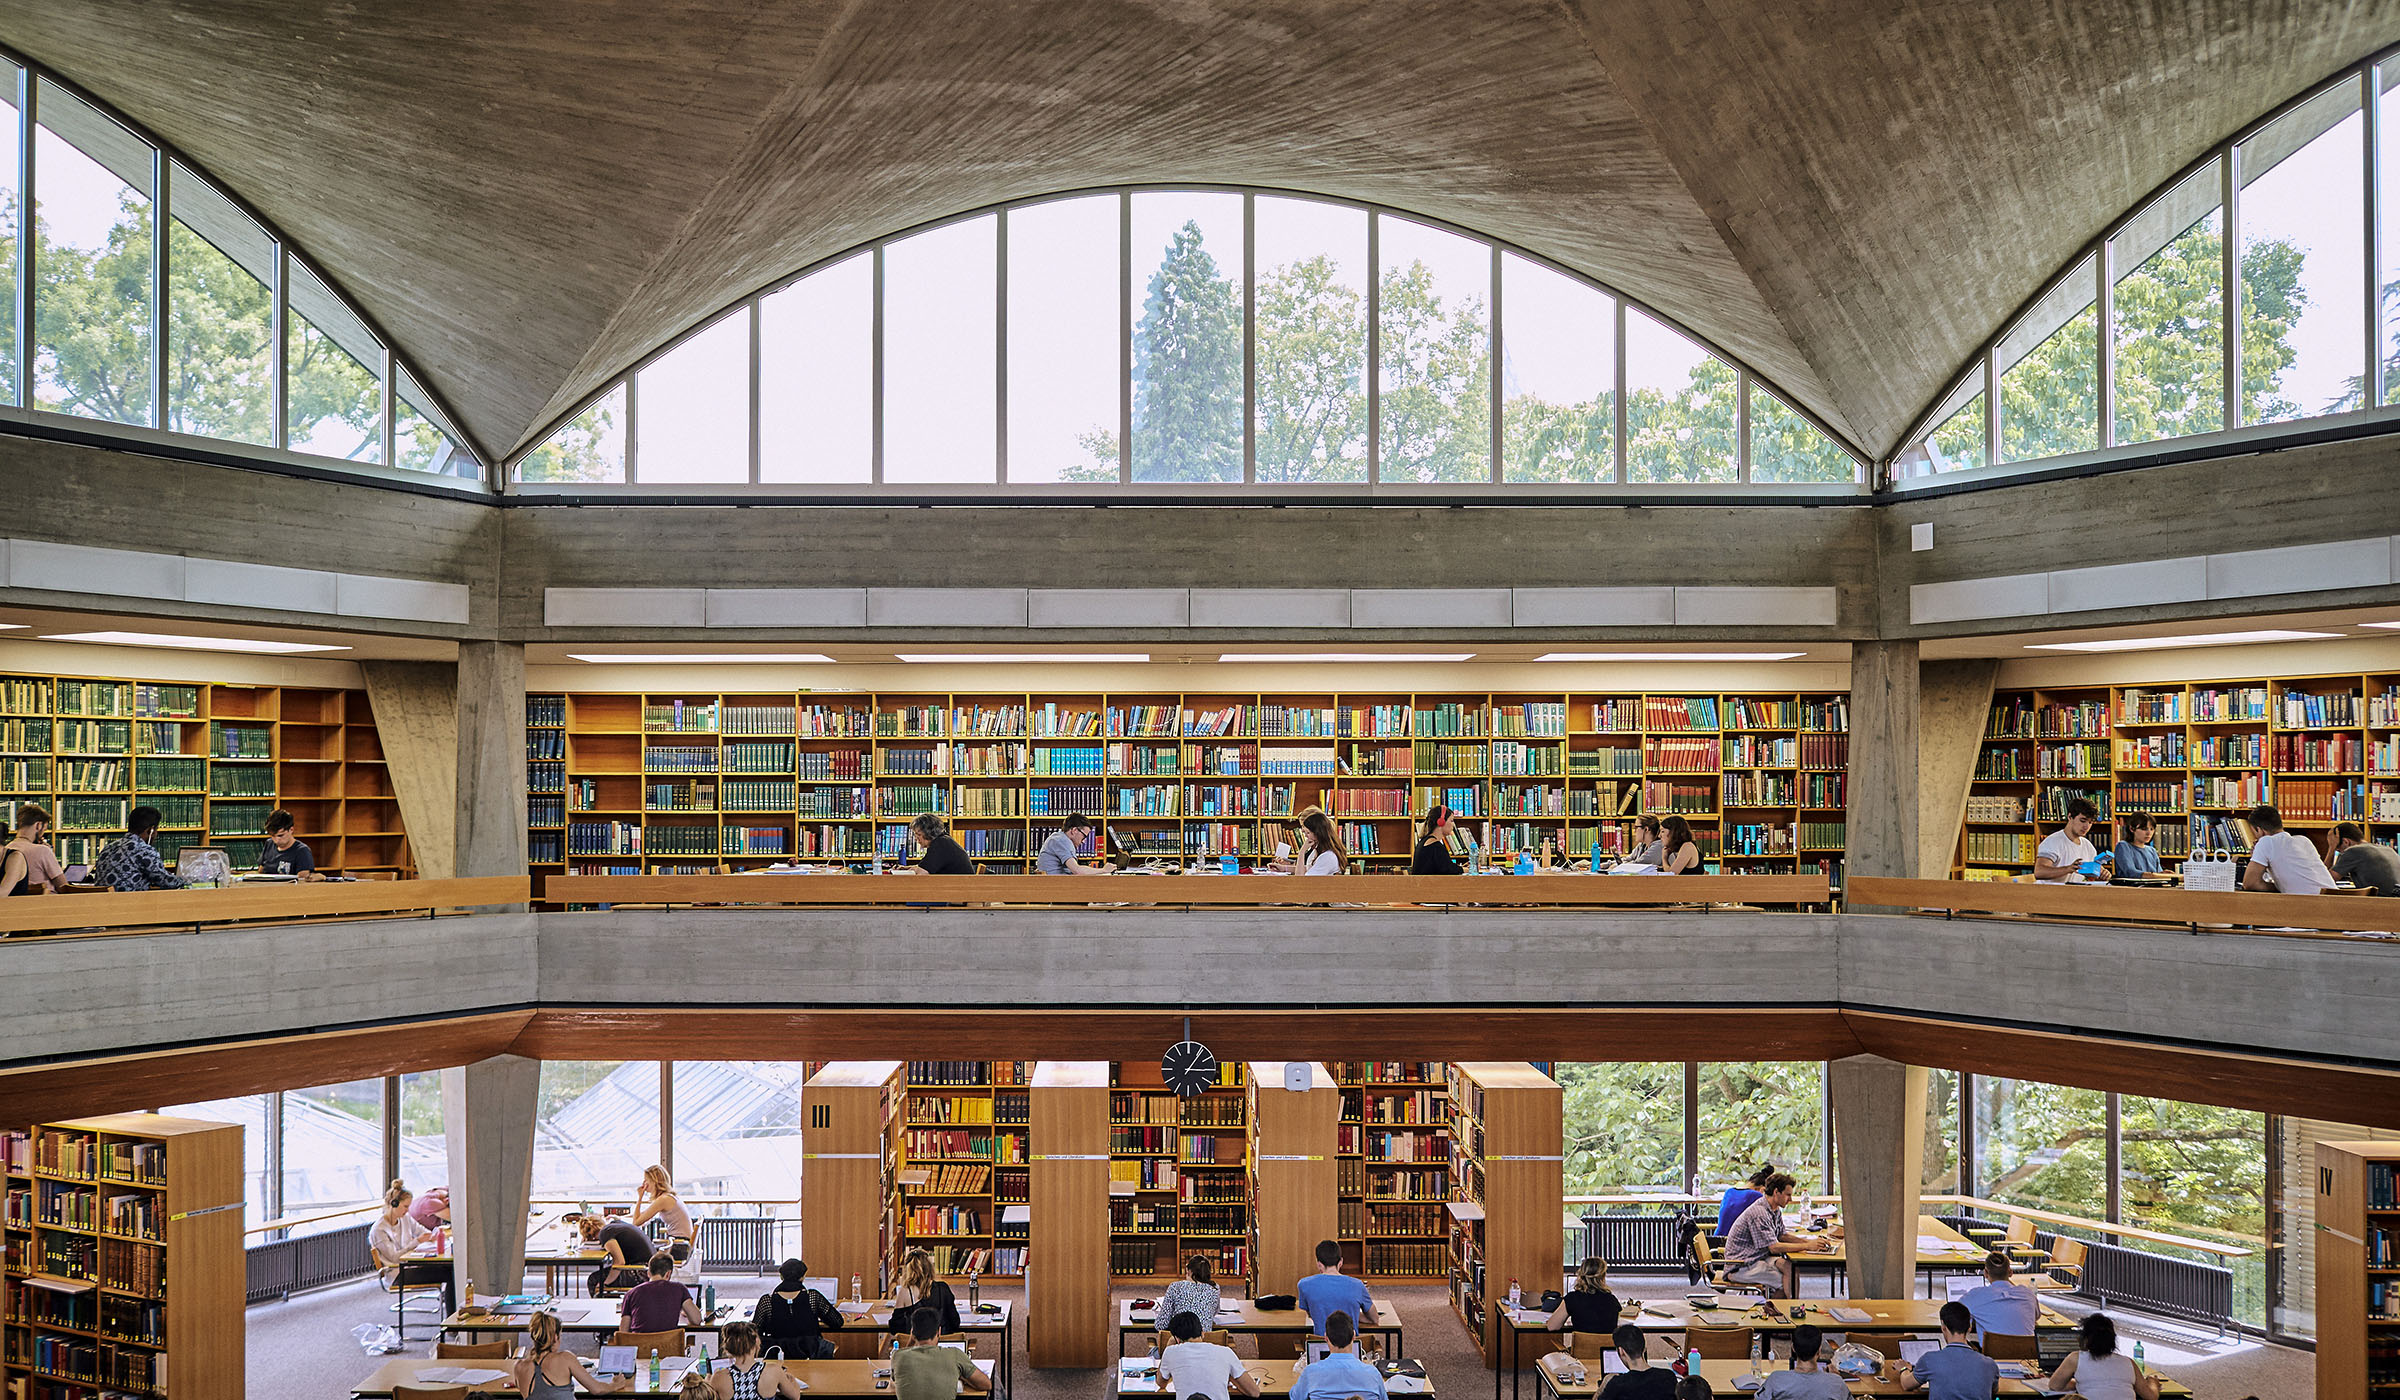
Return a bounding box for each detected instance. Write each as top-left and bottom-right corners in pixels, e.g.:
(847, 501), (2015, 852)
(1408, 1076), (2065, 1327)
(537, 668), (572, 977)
(1749, 1332), (1764, 1377)
(704, 1282), (715, 1315)
(1686, 1346), (1703, 1377)
(1590, 837), (1605, 872)
(968, 1271), (980, 1309)
(2132, 1339), (2145, 1366)
(1507, 1276), (1521, 1307)
(852, 1272), (865, 1304)
(649, 1352), (661, 1391)
(463, 1276), (475, 1310)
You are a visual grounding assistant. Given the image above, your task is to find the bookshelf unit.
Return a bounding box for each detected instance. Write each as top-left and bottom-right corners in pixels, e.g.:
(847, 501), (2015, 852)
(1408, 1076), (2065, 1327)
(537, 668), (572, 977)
(891, 1061), (1030, 1281)
(1334, 1062), (1452, 1281)
(0, 674), (413, 877)
(1954, 672), (2400, 879)
(1446, 1063), (1562, 1369)
(3, 1112), (243, 1400)
(525, 688), (1852, 895)
(2312, 1139), (2400, 1398)
(1108, 1060), (1251, 1283)
(799, 1061), (904, 1321)
(1247, 1063), (1339, 1299)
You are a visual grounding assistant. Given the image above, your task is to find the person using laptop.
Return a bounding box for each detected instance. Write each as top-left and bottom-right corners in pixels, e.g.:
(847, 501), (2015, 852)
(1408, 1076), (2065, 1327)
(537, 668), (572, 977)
(90, 806), (185, 892)
(620, 1253), (704, 1332)
(1892, 1301), (1998, 1398)
(1756, 1323), (1848, 1399)
(2241, 804), (2335, 894)
(753, 1257), (844, 1360)
(4, 804), (72, 894)
(1296, 1239), (1377, 1333)
(893, 1305), (989, 1400)
(517, 1310), (631, 1396)
(1594, 1323), (1674, 1399)
(1959, 1251), (2040, 1338)
(1721, 1172), (1816, 1297)
(1287, 1311), (1384, 1400)
(259, 808), (317, 878)
(2330, 821), (2400, 895)
(2043, 1312), (2160, 1400)
(1156, 1305), (1264, 1399)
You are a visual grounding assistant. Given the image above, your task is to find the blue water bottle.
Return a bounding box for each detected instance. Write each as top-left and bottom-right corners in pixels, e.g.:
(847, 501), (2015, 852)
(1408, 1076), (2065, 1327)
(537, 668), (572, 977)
(1590, 838), (1605, 871)
(1514, 850), (1535, 875)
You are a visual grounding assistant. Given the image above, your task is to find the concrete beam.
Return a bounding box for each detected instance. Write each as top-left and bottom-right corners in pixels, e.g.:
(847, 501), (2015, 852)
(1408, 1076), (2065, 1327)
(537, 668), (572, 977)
(1827, 1055), (1927, 1300)
(442, 1054), (539, 1302)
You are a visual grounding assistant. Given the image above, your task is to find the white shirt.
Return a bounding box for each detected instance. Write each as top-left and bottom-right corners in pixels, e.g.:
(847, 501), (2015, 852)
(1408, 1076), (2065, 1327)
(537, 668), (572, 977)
(369, 1212), (429, 1273)
(2036, 830), (2096, 881)
(2248, 830), (2334, 894)
(1301, 848), (1341, 875)
(1160, 1340), (1247, 1400)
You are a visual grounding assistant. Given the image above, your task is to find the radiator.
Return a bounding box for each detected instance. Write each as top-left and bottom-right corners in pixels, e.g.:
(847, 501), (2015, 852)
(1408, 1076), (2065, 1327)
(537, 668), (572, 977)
(2070, 1235), (2233, 1331)
(246, 1222), (375, 1303)
(1579, 1211), (1685, 1268)
(697, 1215), (781, 1274)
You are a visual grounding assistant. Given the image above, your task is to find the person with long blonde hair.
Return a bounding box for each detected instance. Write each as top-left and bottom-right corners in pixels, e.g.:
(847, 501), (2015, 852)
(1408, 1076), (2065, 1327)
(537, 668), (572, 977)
(514, 1310), (630, 1396)
(887, 1247), (961, 1334)
(1545, 1255), (1622, 1336)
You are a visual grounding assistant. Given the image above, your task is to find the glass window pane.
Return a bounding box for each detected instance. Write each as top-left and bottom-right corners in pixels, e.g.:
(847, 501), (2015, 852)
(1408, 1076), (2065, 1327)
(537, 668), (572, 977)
(534, 1060), (660, 1199)
(1997, 256), (2098, 462)
(157, 1094), (271, 1230)
(1255, 196), (1367, 482)
(1378, 214), (1490, 482)
(1698, 1061), (1823, 1185)
(286, 258), (385, 463)
(884, 216), (996, 483)
(0, 61), (19, 405)
(1973, 1076), (2106, 1218)
(1748, 385), (1856, 483)
(2381, 67), (2400, 404)
(1007, 196), (1119, 483)
(399, 1071), (448, 1200)
(760, 254), (872, 483)
(670, 1061), (810, 1220)
(1626, 308), (1736, 483)
(1559, 1062), (1685, 1193)
(395, 370), (475, 478)
(2275, 1115), (2400, 1337)
(1130, 192), (1243, 483)
(2239, 80), (2366, 424)
(518, 383), (627, 483)
(2119, 1096), (2265, 1328)
(164, 162), (272, 444)
(634, 308), (750, 483)
(1922, 1069), (1959, 1191)
(2111, 162), (2224, 444)
(33, 78), (153, 427)
(283, 1078), (384, 1232)
(1920, 380), (1986, 477)
(1500, 253), (1612, 483)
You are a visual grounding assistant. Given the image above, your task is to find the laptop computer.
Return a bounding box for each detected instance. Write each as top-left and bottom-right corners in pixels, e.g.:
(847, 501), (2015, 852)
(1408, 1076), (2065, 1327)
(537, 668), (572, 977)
(1897, 1338), (1941, 1366)
(61, 864), (89, 884)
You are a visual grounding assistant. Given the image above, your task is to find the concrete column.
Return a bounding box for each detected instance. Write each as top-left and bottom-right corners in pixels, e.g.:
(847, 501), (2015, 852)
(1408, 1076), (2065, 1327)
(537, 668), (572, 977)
(360, 661), (460, 880)
(1917, 660), (2000, 879)
(1828, 1054), (1928, 1301)
(455, 641), (528, 880)
(1848, 641), (1921, 893)
(442, 1053), (540, 1301)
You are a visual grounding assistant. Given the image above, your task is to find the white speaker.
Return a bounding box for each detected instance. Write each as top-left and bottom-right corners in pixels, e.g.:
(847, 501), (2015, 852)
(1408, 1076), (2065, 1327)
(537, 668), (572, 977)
(1283, 1061), (1312, 1092)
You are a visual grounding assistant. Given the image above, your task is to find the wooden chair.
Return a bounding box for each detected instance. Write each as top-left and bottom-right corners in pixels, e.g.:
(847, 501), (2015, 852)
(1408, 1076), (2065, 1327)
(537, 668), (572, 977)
(1689, 1235), (1767, 1297)
(609, 1328), (686, 1359)
(938, 1333), (973, 1354)
(1201, 1330), (1234, 1348)
(392, 1386), (470, 1400)
(433, 1339), (510, 1359)
(1568, 1331), (1614, 1361)
(376, 1254), (450, 1342)
(1684, 1323), (1754, 1359)
(2002, 1217), (2051, 1263)
(1982, 1332), (2040, 1361)
(2048, 1236), (2088, 1286)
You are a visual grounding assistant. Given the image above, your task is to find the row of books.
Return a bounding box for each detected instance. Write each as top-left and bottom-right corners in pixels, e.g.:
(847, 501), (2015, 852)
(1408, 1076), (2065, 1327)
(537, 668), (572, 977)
(905, 1096), (993, 1124)
(903, 1128), (992, 1160)
(526, 729), (566, 760)
(912, 1165), (991, 1196)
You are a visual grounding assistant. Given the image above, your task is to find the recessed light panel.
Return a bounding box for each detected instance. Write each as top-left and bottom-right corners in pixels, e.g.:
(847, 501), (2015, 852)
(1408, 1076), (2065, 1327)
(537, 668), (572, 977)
(42, 631), (347, 654)
(1534, 651), (1806, 662)
(2026, 630), (2338, 653)
(1216, 653), (1476, 663)
(568, 653), (837, 664)
(894, 653), (1150, 663)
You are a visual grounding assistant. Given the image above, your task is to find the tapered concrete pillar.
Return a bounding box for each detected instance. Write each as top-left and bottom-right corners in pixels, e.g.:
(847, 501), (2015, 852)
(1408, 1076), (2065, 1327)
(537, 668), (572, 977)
(455, 642), (528, 880)
(360, 662), (459, 879)
(1847, 641), (1920, 902)
(1828, 1054), (1927, 1300)
(1918, 660), (2000, 879)
(442, 1054), (539, 1300)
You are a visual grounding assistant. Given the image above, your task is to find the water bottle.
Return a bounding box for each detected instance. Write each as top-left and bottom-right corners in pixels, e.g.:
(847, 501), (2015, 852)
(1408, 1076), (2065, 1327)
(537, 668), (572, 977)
(852, 1272), (864, 1304)
(1686, 1346), (1703, 1378)
(1590, 837), (1604, 871)
(1749, 1332), (1764, 1377)
(650, 1352), (661, 1391)
(697, 1339), (713, 1375)
(1507, 1277), (1520, 1307)
(705, 1282), (716, 1315)
(2132, 1339), (2145, 1366)
(968, 1271), (980, 1309)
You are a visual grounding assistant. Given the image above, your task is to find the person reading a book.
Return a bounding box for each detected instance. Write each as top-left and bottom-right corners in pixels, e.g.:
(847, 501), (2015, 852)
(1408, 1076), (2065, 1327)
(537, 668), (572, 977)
(894, 1304), (989, 1400)
(2330, 822), (2400, 894)
(516, 1310), (632, 1396)
(4, 804), (71, 894)
(1297, 1239), (1378, 1331)
(1410, 806), (1463, 874)
(2241, 804), (2335, 894)
(1037, 813), (1108, 875)
(259, 808), (317, 878)
(1295, 809), (1346, 875)
(1593, 1324), (1673, 1399)
(2042, 1312), (2160, 1400)
(1658, 816), (1703, 874)
(2033, 798), (2100, 882)
(1892, 1301), (2000, 1398)
(1287, 1310), (1385, 1400)
(622, 1252), (704, 1332)
(2111, 815), (2163, 877)
(90, 806), (185, 892)
(1157, 1305), (1264, 1398)
(702, 1320), (808, 1399)
(894, 813), (973, 875)
(1624, 815), (1665, 867)
(1155, 1252), (1224, 1334)
(1263, 819), (1308, 873)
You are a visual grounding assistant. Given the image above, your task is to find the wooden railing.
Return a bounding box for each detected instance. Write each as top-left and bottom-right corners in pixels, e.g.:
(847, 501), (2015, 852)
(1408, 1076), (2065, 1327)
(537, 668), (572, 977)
(541, 872), (1833, 907)
(0, 876), (529, 938)
(1849, 876), (2400, 938)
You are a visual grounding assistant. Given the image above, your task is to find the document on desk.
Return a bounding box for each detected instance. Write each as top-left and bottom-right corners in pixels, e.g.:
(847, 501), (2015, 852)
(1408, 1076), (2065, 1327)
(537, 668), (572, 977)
(417, 1369), (510, 1385)
(1915, 1234), (1951, 1250)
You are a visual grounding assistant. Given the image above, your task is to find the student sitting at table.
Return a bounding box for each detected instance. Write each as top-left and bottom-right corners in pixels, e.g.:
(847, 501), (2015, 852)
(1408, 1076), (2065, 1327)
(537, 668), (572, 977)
(1715, 1165), (1775, 1235)
(1959, 1250), (2040, 1338)
(2331, 822), (2400, 894)
(633, 1164), (695, 1260)
(894, 1305), (989, 1400)
(2034, 798), (2101, 882)
(1658, 816), (1704, 874)
(622, 1252), (704, 1332)
(1545, 1255), (1621, 1337)
(2112, 814), (2164, 877)
(1756, 1322), (1848, 1399)
(702, 1319), (808, 1400)
(592, 1212), (654, 1294)
(2043, 1312), (2160, 1400)
(1297, 1239), (1378, 1332)
(368, 1179), (432, 1279)
(1410, 806), (1464, 874)
(1158, 1305), (1264, 1399)
(1156, 1252), (1224, 1334)
(1287, 1311), (1385, 1400)
(1893, 1301), (1999, 1398)
(2241, 804), (2335, 894)
(1295, 810), (1346, 875)
(889, 1248), (962, 1335)
(756, 1257), (844, 1360)
(1594, 1324), (1674, 1399)
(894, 813), (974, 875)
(1625, 815), (1665, 867)
(517, 1310), (632, 1396)
(259, 808), (317, 878)
(406, 1184), (450, 1231)
(3, 804), (72, 894)
(90, 806), (185, 892)
(1722, 1172), (1814, 1297)
(1038, 813), (1109, 875)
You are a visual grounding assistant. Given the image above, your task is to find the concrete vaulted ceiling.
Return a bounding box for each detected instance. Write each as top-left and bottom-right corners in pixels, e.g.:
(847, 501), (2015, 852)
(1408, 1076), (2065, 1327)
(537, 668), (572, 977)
(2, 1), (2392, 465)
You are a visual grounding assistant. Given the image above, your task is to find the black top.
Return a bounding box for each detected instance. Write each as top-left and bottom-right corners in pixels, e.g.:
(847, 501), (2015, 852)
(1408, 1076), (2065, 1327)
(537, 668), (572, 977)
(757, 1286), (844, 1346)
(915, 835), (972, 875)
(261, 839), (315, 876)
(599, 1217), (652, 1267)
(1595, 1369), (1677, 1400)
(887, 1278), (961, 1333)
(1562, 1288), (1622, 1334)
(1411, 840), (1462, 875)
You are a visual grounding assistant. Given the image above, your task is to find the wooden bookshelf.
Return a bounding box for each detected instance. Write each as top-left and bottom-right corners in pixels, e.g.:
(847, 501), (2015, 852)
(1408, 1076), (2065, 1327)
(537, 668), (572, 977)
(1108, 1060), (1250, 1282)
(1954, 672), (2400, 880)
(1029, 1062), (1111, 1369)
(3, 1112), (243, 1400)
(524, 689), (1853, 897)
(1335, 1061), (1452, 1281)
(892, 1061), (1030, 1281)
(0, 673), (414, 878)
(1246, 1063), (1338, 1298)
(1446, 1063), (1563, 1368)
(799, 1061), (904, 1314)
(2311, 1139), (2400, 1398)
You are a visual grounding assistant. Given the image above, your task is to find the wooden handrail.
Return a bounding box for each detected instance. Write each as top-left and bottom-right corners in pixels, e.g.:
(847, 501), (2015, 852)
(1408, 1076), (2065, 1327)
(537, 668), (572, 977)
(1558, 1191), (2255, 1258)
(543, 872), (1831, 907)
(0, 876), (529, 937)
(1850, 876), (2400, 938)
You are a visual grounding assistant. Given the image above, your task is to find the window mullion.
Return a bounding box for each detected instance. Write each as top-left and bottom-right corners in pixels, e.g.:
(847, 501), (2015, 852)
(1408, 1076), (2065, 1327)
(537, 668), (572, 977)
(149, 144), (166, 430)
(1366, 212), (1381, 485)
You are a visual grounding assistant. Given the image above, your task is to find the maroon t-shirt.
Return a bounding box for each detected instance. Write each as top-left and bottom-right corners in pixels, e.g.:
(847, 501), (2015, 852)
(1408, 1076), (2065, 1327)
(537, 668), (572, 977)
(622, 1278), (692, 1333)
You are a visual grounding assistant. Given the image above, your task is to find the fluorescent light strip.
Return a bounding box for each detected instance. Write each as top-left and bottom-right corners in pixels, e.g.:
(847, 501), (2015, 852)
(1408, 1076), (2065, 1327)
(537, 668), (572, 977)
(42, 631), (348, 654)
(2025, 629), (2339, 654)
(2359, 622), (2400, 630)
(1534, 651), (1806, 662)
(568, 653), (837, 664)
(1217, 652), (1476, 663)
(895, 653), (1151, 664)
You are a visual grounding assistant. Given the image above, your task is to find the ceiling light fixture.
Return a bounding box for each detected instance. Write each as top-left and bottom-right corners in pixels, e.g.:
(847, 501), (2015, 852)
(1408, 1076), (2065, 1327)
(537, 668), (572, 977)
(1217, 652), (1477, 663)
(1533, 651), (1806, 662)
(2025, 630), (2339, 653)
(2359, 622), (2400, 630)
(567, 653), (838, 664)
(894, 653), (1151, 664)
(42, 631), (348, 654)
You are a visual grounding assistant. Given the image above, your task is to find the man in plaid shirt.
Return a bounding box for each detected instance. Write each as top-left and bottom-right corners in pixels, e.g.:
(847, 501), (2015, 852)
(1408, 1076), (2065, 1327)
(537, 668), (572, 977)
(90, 806), (186, 892)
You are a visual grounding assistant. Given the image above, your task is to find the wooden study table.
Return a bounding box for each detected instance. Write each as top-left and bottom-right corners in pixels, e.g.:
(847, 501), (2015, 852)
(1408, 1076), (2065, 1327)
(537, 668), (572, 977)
(1119, 1297), (1404, 1359)
(1777, 1216), (1991, 1292)
(1118, 1355), (1434, 1397)
(1533, 1351), (2192, 1397)
(356, 1354), (1005, 1397)
(352, 1354), (702, 1395)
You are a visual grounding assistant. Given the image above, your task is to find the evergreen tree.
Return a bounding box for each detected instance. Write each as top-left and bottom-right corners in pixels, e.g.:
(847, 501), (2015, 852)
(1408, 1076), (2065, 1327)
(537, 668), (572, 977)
(1128, 220), (1242, 481)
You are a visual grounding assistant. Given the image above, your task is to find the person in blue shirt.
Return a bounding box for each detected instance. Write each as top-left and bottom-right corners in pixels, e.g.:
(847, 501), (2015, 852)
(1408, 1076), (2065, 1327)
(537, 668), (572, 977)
(1714, 1165), (1774, 1236)
(1296, 1240), (1377, 1334)
(1287, 1311), (1385, 1400)
(2111, 815), (2163, 877)
(1958, 1252), (2041, 1339)
(1894, 1302), (1999, 1399)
